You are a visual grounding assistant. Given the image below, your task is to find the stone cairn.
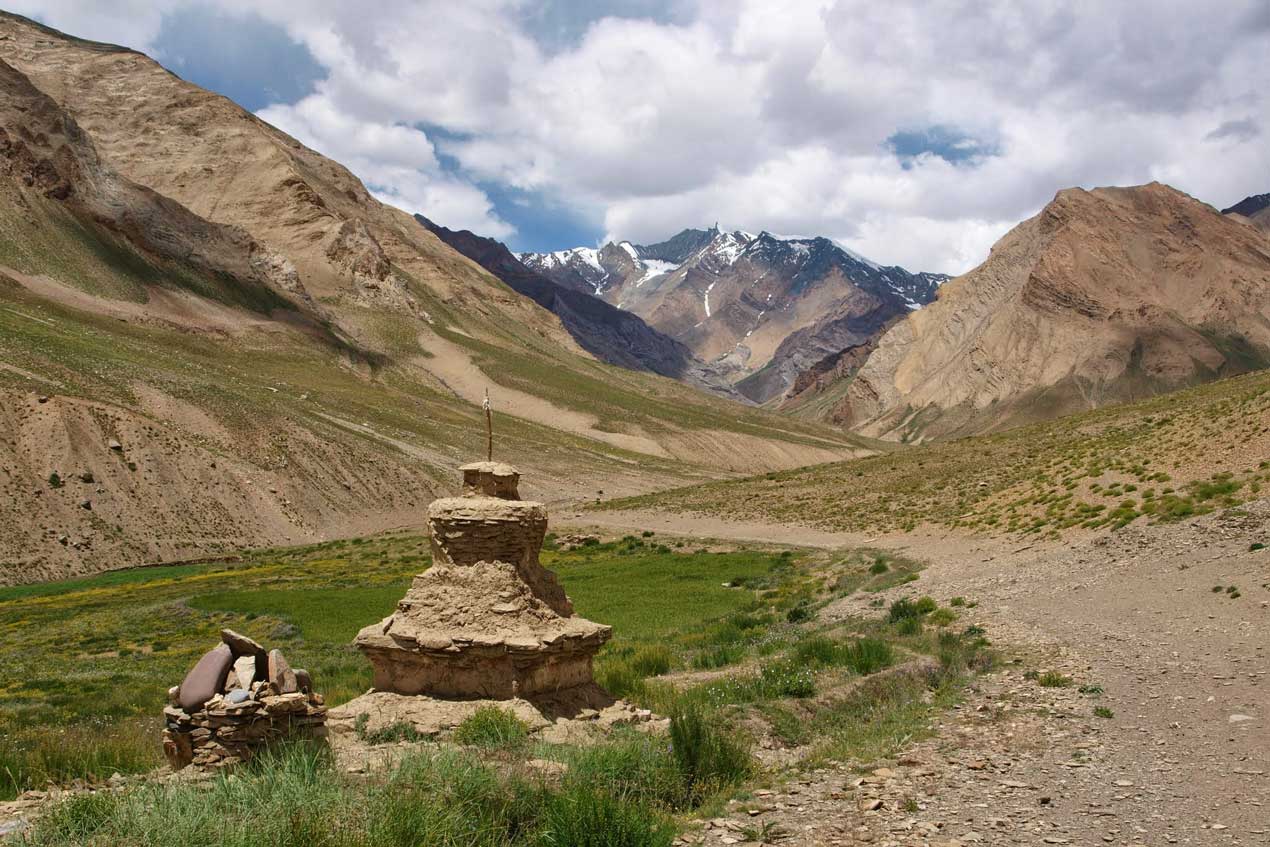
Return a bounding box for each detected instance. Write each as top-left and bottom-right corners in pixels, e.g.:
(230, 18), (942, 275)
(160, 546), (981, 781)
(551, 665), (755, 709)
(353, 461), (611, 700)
(163, 629), (327, 771)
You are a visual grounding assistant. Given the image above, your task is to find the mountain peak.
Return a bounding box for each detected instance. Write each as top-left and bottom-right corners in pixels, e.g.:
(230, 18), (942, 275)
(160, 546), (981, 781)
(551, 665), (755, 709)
(1221, 192), (1270, 218)
(522, 225), (946, 402)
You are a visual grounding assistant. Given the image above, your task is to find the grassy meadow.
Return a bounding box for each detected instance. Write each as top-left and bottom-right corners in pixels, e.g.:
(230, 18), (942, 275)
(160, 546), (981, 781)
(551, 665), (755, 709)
(603, 368), (1270, 536)
(0, 531), (800, 798)
(2, 530), (992, 847)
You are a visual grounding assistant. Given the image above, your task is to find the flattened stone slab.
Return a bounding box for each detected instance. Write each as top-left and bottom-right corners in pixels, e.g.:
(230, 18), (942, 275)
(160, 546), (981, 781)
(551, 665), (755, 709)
(179, 644), (233, 712)
(222, 629), (268, 679)
(221, 629), (266, 657)
(268, 649), (298, 694)
(233, 655), (258, 689)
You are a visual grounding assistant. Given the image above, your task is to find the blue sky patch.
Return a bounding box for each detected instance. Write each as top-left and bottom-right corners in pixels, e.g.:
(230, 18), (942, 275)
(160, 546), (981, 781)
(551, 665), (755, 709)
(151, 7), (324, 113)
(886, 125), (1000, 168)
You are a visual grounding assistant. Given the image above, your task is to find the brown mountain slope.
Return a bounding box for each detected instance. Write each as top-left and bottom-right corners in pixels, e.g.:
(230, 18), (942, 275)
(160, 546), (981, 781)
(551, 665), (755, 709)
(0, 16), (871, 584)
(0, 11), (574, 348)
(843, 182), (1270, 441)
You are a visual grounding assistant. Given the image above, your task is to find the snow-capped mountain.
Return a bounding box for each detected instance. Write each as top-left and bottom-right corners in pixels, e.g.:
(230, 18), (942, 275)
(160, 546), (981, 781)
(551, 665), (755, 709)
(521, 227), (948, 402)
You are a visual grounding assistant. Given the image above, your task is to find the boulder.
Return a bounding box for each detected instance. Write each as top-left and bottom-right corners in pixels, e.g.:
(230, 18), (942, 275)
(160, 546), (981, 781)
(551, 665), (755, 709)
(295, 668), (312, 694)
(178, 644), (234, 712)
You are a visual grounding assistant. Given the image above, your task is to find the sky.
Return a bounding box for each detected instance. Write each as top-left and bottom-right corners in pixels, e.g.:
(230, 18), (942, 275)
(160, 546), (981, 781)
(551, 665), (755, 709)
(8, 1), (1269, 274)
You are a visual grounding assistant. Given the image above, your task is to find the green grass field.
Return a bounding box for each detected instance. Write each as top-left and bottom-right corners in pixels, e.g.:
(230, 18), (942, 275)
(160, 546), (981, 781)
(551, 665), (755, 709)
(0, 532), (801, 798)
(1, 529), (989, 822)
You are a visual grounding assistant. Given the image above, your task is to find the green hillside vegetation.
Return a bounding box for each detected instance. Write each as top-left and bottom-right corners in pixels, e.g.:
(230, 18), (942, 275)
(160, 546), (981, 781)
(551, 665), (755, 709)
(601, 369), (1270, 536)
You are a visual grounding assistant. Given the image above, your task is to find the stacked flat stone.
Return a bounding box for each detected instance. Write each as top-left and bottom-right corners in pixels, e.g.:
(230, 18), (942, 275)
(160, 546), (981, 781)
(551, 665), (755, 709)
(354, 461), (611, 699)
(162, 630), (327, 770)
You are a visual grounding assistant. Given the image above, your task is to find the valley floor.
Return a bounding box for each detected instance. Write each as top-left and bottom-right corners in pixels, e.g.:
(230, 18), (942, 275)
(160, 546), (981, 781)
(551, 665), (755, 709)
(563, 504), (1269, 845)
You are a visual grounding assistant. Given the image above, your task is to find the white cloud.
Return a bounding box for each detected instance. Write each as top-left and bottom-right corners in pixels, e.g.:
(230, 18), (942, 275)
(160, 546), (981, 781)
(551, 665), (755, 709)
(258, 96), (514, 238)
(10, 0), (1270, 273)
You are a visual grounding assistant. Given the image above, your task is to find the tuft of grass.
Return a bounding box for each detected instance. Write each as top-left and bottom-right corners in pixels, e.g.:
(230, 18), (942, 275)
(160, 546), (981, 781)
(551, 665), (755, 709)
(27, 742), (675, 846)
(691, 644), (745, 670)
(354, 713), (426, 745)
(452, 706), (530, 750)
(895, 617), (923, 636)
(628, 645), (673, 677)
(1094, 706), (1115, 719)
(536, 785), (675, 847)
(1036, 671), (1072, 688)
(740, 820), (789, 844)
(841, 638), (895, 675)
(668, 700), (753, 805)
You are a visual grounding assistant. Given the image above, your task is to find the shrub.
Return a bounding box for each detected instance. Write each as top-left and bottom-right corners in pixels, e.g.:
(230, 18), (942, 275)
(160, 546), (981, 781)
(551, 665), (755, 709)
(949, 596), (966, 607)
(895, 617), (923, 636)
(785, 603), (813, 623)
(1094, 706), (1115, 719)
(927, 608), (957, 627)
(668, 701), (752, 804)
(888, 598), (922, 622)
(1036, 671), (1072, 688)
(1250, 542), (1265, 551)
(47, 471), (63, 489)
(868, 561), (889, 575)
(452, 706), (530, 749)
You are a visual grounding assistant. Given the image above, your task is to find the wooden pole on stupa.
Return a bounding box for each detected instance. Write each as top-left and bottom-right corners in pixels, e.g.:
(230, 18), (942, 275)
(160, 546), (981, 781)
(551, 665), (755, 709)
(483, 389), (493, 461)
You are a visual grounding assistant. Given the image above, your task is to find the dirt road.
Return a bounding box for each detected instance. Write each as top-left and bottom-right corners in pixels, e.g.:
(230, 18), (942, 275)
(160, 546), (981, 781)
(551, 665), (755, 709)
(565, 503), (1270, 845)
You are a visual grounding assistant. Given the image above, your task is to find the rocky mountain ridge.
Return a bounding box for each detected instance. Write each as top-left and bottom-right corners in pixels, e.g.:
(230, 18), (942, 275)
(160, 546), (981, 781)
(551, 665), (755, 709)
(521, 227), (947, 401)
(838, 182), (1270, 440)
(416, 216), (736, 396)
(1223, 192), (1270, 233)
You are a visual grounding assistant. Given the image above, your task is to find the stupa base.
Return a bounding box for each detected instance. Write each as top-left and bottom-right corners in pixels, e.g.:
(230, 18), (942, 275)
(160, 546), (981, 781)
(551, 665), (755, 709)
(357, 641), (601, 700)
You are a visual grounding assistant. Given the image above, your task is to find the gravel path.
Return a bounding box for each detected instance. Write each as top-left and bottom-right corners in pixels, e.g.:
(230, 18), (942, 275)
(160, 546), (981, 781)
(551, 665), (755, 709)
(572, 502), (1269, 846)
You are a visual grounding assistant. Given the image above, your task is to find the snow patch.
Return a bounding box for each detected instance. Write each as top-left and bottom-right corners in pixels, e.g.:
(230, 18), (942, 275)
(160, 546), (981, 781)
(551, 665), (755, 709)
(703, 280), (718, 317)
(637, 258), (680, 286)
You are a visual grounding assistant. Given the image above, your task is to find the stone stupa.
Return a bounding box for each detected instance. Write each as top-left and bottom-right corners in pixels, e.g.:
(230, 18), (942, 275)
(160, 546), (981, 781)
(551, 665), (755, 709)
(353, 461), (611, 700)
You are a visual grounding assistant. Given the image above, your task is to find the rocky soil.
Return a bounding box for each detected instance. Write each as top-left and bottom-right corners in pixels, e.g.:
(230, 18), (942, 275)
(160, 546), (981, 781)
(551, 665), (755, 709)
(573, 501), (1269, 845)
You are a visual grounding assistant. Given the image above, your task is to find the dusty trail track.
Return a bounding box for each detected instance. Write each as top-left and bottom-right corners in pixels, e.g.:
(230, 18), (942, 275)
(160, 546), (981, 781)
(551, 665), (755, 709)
(565, 504), (1269, 845)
